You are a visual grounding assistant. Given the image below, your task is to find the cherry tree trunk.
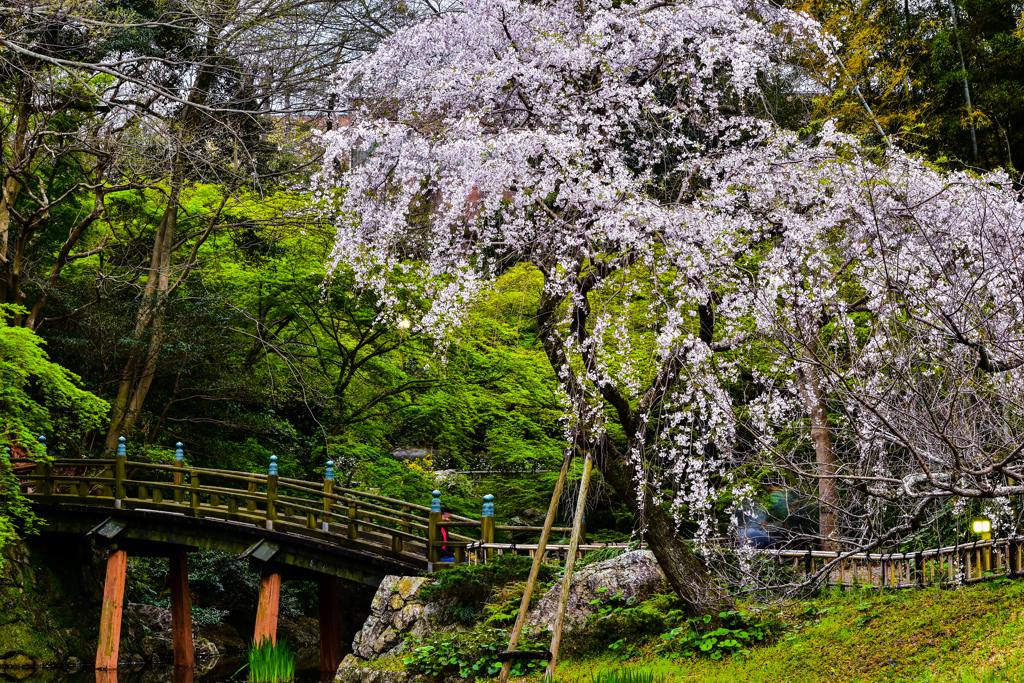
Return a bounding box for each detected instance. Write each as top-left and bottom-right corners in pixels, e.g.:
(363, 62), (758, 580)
(601, 446), (732, 618)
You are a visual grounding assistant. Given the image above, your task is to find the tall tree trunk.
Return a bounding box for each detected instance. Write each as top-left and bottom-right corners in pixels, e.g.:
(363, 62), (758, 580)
(600, 438), (732, 617)
(104, 175), (182, 450)
(799, 362), (839, 551)
(0, 75), (33, 305)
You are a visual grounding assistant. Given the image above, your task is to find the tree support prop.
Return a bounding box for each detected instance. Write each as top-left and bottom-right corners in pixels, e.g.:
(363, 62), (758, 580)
(254, 572), (281, 645)
(318, 576), (343, 673)
(96, 549), (127, 670)
(170, 552), (195, 668)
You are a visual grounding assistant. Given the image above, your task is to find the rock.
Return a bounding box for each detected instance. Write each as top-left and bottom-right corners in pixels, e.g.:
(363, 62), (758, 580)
(195, 637), (219, 660)
(340, 653), (363, 668)
(525, 550), (666, 637)
(201, 622), (247, 653)
(280, 615), (320, 647)
(352, 575), (445, 659)
(129, 602), (172, 631)
(0, 654), (36, 669)
(335, 666), (412, 683)
(65, 656), (83, 668)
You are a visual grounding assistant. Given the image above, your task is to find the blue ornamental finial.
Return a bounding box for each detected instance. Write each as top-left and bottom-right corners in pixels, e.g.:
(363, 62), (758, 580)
(482, 494), (495, 517)
(116, 436), (126, 457)
(325, 460), (335, 481)
(175, 442), (184, 462)
(38, 435), (47, 457)
(269, 455), (278, 476)
(3, 446), (9, 462)
(431, 490), (442, 513)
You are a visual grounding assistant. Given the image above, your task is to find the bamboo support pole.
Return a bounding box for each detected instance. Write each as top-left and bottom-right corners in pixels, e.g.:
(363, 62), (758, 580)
(498, 448), (574, 683)
(545, 454), (593, 680)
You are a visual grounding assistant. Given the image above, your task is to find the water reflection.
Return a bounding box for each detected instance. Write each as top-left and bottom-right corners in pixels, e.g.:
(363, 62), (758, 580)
(0, 650), (326, 683)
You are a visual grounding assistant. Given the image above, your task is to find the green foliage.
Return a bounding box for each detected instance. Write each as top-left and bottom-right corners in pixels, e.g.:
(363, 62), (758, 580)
(657, 610), (776, 661)
(419, 553), (557, 625)
(567, 592), (779, 663)
(245, 638), (296, 683)
(403, 627), (548, 679)
(0, 305), (108, 563)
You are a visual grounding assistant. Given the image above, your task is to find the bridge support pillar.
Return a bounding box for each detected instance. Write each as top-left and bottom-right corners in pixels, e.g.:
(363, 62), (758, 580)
(254, 572), (281, 644)
(318, 576), (343, 673)
(96, 549), (127, 670)
(170, 552), (195, 668)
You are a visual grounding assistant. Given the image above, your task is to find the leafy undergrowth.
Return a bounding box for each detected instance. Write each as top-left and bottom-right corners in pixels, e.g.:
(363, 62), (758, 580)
(551, 579), (1024, 683)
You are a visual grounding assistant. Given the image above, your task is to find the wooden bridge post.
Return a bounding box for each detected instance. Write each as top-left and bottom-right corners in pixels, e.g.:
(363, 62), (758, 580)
(174, 443), (185, 504)
(114, 438), (126, 508)
(254, 572), (281, 645)
(428, 490), (442, 566)
(96, 549), (127, 670)
(322, 461), (334, 532)
(481, 494), (495, 562)
(318, 576), (343, 674)
(189, 471), (200, 517)
(266, 456), (279, 531)
(169, 552), (195, 668)
(37, 436), (54, 497)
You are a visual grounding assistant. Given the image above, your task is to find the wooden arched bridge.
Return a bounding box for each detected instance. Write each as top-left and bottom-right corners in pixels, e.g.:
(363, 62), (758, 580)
(8, 437), (520, 673)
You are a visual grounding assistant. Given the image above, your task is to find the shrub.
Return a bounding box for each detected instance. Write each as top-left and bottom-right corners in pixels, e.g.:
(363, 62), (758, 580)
(657, 610), (782, 660)
(578, 546), (625, 567)
(404, 628), (549, 679)
(419, 553), (557, 625)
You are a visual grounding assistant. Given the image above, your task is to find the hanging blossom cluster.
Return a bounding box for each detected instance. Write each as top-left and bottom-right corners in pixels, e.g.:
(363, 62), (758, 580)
(316, 0), (1024, 572)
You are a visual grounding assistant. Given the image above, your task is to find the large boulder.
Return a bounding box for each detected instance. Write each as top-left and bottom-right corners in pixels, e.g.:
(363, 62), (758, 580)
(525, 550), (666, 636)
(351, 575), (445, 659)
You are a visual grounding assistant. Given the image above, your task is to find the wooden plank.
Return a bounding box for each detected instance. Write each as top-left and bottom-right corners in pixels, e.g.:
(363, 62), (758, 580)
(96, 549), (127, 670)
(169, 552), (195, 668)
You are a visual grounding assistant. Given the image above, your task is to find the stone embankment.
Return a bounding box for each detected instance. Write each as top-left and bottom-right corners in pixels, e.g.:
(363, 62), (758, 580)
(336, 550), (666, 682)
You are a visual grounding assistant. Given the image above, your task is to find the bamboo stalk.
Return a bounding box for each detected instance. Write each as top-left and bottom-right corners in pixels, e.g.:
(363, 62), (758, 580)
(498, 448), (574, 683)
(545, 454), (593, 680)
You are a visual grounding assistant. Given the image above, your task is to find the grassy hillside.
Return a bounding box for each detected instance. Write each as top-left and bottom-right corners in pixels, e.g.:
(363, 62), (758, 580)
(554, 580), (1024, 683)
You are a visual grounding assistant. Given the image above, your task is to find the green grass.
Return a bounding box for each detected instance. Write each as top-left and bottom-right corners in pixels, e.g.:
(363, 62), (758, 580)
(245, 638), (296, 683)
(545, 579), (1024, 683)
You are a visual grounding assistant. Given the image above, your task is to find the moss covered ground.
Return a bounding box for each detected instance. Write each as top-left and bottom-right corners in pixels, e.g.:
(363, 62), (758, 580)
(550, 579), (1024, 683)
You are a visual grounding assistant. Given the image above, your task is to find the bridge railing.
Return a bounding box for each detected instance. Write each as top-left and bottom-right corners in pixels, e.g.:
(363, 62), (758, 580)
(9, 437), (503, 570)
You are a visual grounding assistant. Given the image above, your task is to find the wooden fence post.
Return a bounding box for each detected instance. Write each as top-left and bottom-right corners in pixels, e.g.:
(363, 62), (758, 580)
(114, 438), (126, 508)
(266, 456), (278, 530)
(174, 443), (185, 504)
(428, 490), (442, 566)
(189, 471), (200, 517)
(322, 460), (334, 532)
(481, 494), (495, 563)
(38, 436), (54, 497)
(915, 552), (924, 587)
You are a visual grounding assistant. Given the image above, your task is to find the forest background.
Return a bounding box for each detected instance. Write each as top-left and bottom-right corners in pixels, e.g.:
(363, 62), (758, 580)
(0, 0), (1023, 577)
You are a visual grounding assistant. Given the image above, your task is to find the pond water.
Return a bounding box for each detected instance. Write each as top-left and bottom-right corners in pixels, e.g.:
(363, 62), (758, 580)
(0, 650), (331, 683)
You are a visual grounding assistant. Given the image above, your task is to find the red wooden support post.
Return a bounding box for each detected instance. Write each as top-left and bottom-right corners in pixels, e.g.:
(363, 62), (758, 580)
(318, 576), (343, 673)
(96, 549), (128, 670)
(169, 552), (195, 668)
(254, 572), (281, 645)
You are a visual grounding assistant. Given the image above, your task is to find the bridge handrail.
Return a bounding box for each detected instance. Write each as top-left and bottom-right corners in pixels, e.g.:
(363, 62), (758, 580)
(12, 441), (505, 571)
